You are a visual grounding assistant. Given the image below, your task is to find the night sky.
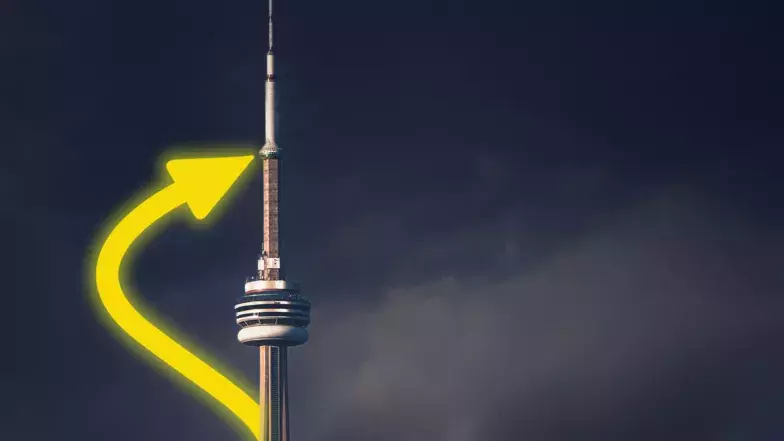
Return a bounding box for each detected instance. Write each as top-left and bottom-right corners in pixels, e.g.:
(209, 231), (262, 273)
(4, 1), (784, 440)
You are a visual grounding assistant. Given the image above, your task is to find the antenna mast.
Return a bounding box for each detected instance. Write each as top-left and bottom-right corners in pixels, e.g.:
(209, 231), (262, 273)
(259, 0), (280, 280)
(268, 0), (273, 53)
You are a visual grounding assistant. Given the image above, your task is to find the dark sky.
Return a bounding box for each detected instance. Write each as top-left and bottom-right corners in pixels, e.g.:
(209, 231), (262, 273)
(3, 1), (784, 440)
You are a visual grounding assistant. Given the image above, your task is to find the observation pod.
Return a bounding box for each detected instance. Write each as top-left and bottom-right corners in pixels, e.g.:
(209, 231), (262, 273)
(235, 278), (311, 441)
(236, 279), (311, 346)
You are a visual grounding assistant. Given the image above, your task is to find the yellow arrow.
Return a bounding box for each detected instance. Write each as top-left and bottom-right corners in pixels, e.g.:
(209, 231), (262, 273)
(93, 155), (259, 439)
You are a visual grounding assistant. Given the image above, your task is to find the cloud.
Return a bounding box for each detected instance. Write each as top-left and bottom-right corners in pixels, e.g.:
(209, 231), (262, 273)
(291, 188), (784, 441)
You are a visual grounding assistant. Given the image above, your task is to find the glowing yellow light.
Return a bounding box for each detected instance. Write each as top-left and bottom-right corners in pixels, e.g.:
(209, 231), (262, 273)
(93, 155), (260, 439)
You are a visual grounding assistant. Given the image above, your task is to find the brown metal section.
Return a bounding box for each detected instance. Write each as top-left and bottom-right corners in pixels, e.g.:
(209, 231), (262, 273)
(259, 346), (289, 441)
(262, 157), (281, 280)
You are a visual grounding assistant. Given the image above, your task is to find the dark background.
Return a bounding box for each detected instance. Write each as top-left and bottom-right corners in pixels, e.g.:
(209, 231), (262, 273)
(3, 0), (784, 440)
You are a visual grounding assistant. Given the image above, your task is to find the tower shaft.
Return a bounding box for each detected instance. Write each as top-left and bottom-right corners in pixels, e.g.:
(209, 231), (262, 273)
(259, 346), (290, 441)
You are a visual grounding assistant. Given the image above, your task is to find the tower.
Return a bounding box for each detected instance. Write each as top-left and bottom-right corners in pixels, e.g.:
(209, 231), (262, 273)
(235, 1), (311, 440)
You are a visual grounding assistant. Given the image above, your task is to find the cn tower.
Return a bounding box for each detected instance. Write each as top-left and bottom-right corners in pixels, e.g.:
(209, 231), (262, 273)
(234, 1), (311, 440)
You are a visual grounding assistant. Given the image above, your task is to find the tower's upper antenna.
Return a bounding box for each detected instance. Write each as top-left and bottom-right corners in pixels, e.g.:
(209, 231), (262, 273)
(268, 0), (274, 53)
(260, 0), (277, 158)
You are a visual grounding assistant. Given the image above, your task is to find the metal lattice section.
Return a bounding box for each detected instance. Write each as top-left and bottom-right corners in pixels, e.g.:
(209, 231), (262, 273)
(262, 157), (281, 280)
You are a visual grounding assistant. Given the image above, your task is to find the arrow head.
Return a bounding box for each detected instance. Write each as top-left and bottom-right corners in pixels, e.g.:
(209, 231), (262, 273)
(165, 155), (255, 220)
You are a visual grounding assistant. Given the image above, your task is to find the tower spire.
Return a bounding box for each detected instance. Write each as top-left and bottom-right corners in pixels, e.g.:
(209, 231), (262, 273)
(260, 0), (278, 158)
(268, 0), (273, 53)
(258, 0), (280, 281)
